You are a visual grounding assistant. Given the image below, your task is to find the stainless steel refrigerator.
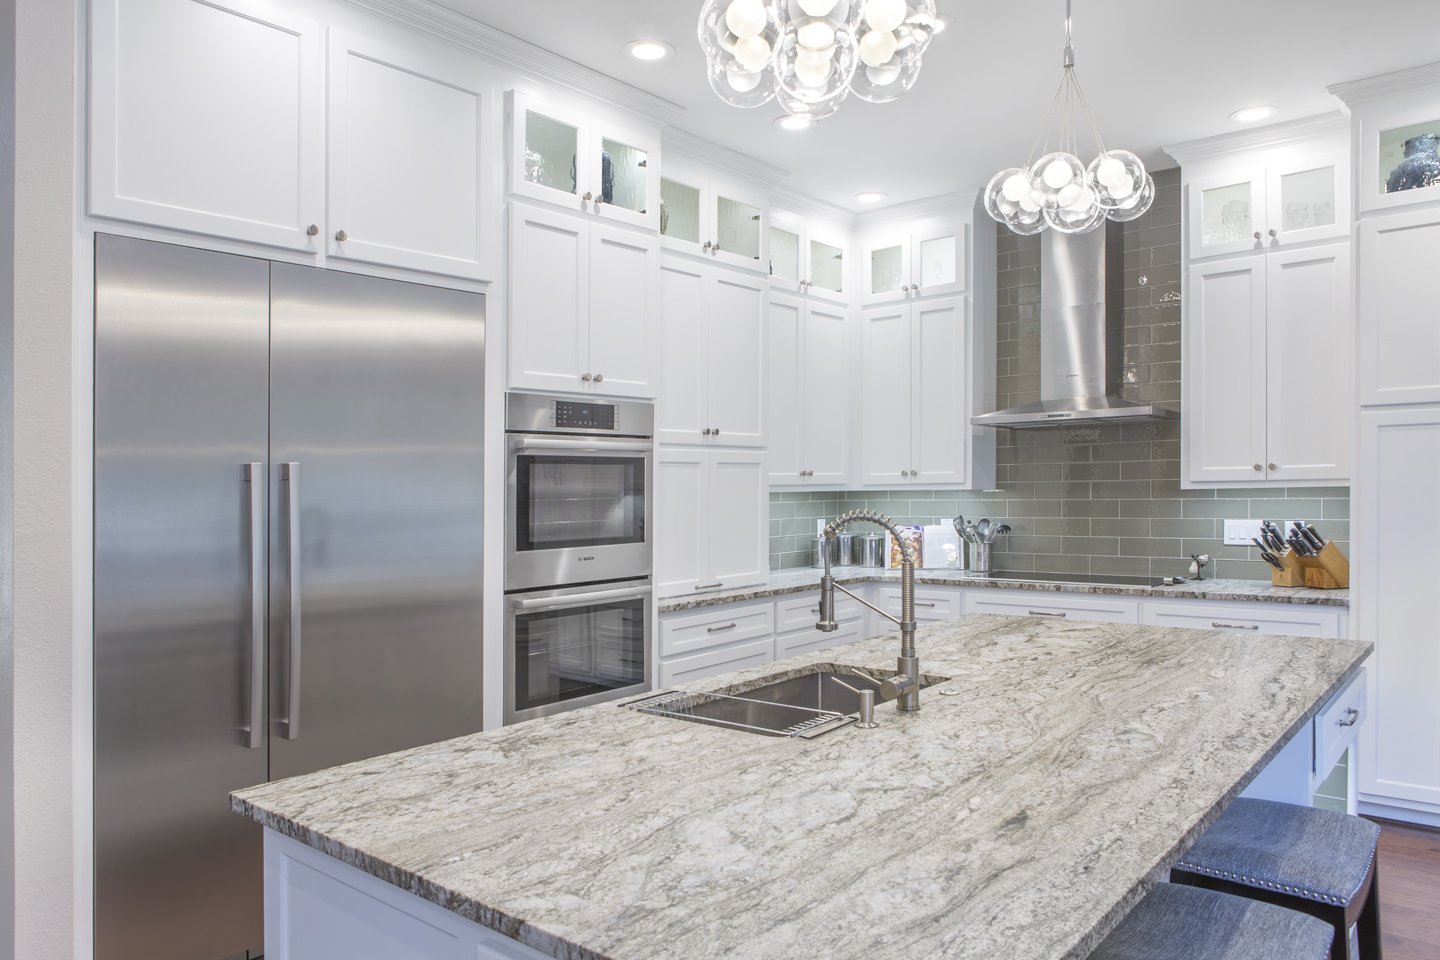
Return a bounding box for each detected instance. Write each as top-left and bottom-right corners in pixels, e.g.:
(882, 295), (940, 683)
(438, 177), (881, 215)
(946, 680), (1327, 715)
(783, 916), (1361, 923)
(93, 234), (485, 960)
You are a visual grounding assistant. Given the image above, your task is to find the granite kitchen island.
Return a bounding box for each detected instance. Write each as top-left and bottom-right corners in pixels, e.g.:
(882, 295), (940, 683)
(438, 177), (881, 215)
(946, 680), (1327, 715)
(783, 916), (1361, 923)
(232, 614), (1369, 960)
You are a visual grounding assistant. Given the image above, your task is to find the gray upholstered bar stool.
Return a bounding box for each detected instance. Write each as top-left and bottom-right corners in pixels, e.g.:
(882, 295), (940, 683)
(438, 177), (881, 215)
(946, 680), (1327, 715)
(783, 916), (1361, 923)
(1090, 883), (1333, 960)
(1170, 798), (1383, 960)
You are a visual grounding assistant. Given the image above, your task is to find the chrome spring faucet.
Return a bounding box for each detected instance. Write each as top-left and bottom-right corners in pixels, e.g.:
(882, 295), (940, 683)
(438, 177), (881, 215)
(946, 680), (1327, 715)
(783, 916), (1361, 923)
(816, 510), (922, 712)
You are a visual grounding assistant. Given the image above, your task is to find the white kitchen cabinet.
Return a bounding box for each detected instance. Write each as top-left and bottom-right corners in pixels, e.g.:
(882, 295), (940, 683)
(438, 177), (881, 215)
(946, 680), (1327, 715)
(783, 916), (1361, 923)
(1186, 155), (1350, 260)
(775, 618), (863, 659)
(659, 639), (774, 687)
(1187, 168), (1268, 259)
(88, 0), (323, 251)
(1141, 601), (1341, 638)
(1184, 243), (1350, 485)
(1357, 206), (1440, 407)
(1356, 405), (1440, 816)
(656, 257), (766, 446)
(859, 297), (975, 487)
(655, 448), (768, 598)
(508, 203), (657, 397)
(660, 163), (768, 273)
(326, 30), (493, 279)
(877, 585), (964, 622)
(862, 221), (966, 304)
(508, 90), (659, 231)
(768, 219), (851, 304)
(767, 293), (849, 486)
(660, 602), (775, 658)
(965, 591), (1140, 624)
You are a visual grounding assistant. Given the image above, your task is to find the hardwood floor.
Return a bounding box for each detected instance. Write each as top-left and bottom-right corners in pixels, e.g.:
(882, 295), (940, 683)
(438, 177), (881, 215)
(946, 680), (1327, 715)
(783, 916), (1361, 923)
(1367, 817), (1440, 959)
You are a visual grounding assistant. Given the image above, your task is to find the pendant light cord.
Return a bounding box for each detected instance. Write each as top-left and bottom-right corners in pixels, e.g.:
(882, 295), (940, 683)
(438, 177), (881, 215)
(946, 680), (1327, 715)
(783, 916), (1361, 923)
(1025, 0), (1108, 167)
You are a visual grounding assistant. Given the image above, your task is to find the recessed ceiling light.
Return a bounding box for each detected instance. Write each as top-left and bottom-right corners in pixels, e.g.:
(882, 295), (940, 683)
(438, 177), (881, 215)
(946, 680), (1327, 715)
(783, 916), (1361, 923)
(774, 115), (814, 131)
(1229, 105), (1278, 124)
(855, 192), (887, 204)
(624, 40), (672, 62)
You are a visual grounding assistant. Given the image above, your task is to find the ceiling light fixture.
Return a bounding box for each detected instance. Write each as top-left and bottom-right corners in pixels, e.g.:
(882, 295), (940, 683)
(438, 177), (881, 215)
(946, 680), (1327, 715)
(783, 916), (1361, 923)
(624, 39), (674, 61)
(1229, 105), (1278, 124)
(855, 192), (887, 203)
(774, 114), (815, 130)
(983, 0), (1154, 237)
(934, 13), (952, 33)
(697, 0), (939, 122)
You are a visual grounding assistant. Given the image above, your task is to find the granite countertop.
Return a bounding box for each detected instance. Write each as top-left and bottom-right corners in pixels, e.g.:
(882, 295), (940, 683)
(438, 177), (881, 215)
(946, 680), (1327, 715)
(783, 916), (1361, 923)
(232, 615), (1370, 960)
(659, 568), (1350, 613)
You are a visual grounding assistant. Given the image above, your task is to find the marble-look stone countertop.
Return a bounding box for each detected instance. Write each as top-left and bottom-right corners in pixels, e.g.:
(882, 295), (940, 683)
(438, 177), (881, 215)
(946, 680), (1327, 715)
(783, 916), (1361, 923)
(658, 568), (1350, 613)
(232, 615), (1370, 960)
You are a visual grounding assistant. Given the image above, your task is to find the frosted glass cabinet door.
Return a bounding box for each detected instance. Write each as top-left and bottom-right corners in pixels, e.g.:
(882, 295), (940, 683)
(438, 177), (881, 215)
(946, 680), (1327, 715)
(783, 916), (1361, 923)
(807, 226), (850, 305)
(509, 91), (588, 211)
(593, 119), (660, 231)
(88, 0), (323, 250)
(327, 30), (492, 279)
(1185, 258), (1267, 483)
(862, 235), (910, 305)
(769, 224), (804, 294)
(660, 176), (705, 252)
(1187, 170), (1267, 258)
(1267, 153), (1350, 245)
(1357, 207), (1440, 406)
(912, 223), (966, 297)
(1265, 243), (1351, 481)
(710, 175), (767, 272)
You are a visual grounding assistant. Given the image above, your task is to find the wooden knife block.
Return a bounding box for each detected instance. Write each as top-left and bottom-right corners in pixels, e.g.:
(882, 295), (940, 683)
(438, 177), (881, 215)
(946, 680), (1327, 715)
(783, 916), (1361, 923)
(1271, 541), (1349, 589)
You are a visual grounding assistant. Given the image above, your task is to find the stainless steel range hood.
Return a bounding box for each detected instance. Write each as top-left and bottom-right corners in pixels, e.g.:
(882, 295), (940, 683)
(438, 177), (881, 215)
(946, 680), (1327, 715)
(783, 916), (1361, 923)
(972, 221), (1179, 429)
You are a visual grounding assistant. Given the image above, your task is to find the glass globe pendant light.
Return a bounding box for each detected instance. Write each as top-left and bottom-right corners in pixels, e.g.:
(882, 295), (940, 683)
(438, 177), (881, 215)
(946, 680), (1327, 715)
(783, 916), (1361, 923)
(983, 0), (1154, 235)
(697, 0), (938, 119)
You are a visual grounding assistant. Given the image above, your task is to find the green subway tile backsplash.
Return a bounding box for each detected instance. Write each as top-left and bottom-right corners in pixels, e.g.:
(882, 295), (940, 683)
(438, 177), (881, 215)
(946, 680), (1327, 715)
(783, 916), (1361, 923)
(770, 168), (1350, 578)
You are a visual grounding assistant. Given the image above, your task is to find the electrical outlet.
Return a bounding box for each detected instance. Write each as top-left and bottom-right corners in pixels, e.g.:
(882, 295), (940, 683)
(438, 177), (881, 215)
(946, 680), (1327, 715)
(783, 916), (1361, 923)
(1223, 519), (1265, 546)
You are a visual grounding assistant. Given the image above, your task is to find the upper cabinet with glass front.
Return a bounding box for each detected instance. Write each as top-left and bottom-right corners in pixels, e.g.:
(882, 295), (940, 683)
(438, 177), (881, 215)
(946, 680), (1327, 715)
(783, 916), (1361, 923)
(659, 159), (768, 272)
(1171, 115), (1351, 260)
(508, 90), (660, 231)
(768, 216), (850, 304)
(861, 218), (967, 304)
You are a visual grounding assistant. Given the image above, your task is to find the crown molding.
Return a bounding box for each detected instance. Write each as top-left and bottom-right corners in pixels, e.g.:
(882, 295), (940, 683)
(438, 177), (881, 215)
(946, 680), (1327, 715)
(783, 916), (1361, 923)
(660, 127), (791, 189)
(1329, 61), (1440, 107)
(855, 189), (982, 230)
(1163, 111), (1348, 166)
(332, 0), (686, 126)
(769, 187), (857, 229)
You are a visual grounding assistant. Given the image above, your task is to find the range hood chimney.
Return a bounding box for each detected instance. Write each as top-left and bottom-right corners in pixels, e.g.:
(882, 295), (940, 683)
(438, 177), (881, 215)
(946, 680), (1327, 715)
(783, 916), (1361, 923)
(971, 222), (1179, 429)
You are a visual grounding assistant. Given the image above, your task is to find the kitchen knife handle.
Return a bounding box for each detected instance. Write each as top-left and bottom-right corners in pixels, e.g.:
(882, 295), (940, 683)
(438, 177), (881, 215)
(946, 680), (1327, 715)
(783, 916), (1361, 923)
(245, 464), (265, 749)
(283, 462), (302, 740)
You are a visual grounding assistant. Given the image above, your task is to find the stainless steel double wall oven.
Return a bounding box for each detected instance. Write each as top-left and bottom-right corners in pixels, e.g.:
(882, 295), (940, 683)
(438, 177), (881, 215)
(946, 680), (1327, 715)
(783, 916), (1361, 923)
(505, 393), (654, 722)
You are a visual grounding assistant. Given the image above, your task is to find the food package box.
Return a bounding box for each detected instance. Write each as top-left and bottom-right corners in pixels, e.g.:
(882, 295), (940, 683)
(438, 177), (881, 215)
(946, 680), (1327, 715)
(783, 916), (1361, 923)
(884, 526), (924, 568)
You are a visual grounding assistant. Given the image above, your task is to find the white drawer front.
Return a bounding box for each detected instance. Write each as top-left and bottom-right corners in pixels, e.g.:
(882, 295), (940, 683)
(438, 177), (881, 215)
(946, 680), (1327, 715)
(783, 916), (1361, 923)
(1141, 601), (1340, 638)
(965, 591), (1140, 624)
(775, 591), (862, 632)
(775, 619), (863, 660)
(658, 639), (773, 686)
(878, 586), (963, 621)
(660, 603), (775, 658)
(1316, 666), (1367, 780)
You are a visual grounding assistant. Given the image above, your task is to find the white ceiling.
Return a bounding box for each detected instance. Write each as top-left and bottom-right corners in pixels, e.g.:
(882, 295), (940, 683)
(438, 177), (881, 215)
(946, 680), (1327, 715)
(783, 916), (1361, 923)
(444, 0), (1440, 211)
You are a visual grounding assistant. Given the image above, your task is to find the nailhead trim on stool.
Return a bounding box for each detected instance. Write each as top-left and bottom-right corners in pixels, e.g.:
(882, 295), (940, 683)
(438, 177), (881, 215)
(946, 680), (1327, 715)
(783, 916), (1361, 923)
(1090, 883), (1334, 960)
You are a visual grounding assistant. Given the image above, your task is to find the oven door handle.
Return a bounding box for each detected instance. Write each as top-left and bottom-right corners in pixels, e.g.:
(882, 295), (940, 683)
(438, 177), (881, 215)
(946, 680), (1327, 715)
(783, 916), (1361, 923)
(509, 585), (653, 611)
(513, 437), (653, 455)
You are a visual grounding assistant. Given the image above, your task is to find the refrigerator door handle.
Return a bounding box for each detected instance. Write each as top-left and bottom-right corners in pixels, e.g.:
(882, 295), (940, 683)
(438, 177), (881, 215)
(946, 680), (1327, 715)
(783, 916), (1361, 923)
(245, 463), (265, 749)
(283, 461), (302, 740)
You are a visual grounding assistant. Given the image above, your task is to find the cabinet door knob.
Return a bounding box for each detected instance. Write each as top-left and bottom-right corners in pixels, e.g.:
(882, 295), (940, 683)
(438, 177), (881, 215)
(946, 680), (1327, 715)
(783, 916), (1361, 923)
(1268, 462), (1277, 471)
(1253, 231), (1261, 240)
(593, 373), (603, 383)
(1253, 463), (1262, 471)
(711, 427), (718, 435)
(581, 373), (592, 382)
(335, 229), (348, 242)
(306, 224), (319, 237)
(902, 285), (910, 292)
(703, 428), (712, 435)
(1268, 229), (1277, 238)
(583, 192), (593, 202)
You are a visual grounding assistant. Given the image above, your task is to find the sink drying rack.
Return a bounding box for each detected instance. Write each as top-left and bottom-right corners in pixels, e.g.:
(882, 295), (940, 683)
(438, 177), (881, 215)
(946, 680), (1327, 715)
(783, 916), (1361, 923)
(624, 689), (857, 739)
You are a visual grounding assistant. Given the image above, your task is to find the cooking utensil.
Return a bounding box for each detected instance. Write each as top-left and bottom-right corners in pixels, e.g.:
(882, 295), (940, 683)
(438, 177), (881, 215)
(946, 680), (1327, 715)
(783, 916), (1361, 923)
(975, 519), (991, 542)
(1252, 538), (1285, 571)
(984, 523), (1011, 543)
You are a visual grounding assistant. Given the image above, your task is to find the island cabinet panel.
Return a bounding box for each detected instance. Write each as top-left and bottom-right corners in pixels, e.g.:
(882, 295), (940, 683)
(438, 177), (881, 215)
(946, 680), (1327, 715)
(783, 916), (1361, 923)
(658, 638), (773, 686)
(964, 591), (1141, 624)
(326, 30), (493, 279)
(1141, 600), (1342, 638)
(775, 592), (863, 631)
(1357, 406), (1440, 813)
(265, 831), (554, 960)
(776, 618), (863, 659)
(89, 0), (323, 251)
(660, 602), (775, 658)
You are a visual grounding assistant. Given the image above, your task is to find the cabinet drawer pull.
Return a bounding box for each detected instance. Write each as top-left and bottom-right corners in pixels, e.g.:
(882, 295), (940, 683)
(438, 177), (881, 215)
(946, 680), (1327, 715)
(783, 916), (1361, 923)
(1336, 707), (1360, 727)
(1212, 622), (1258, 630)
(706, 622), (738, 633)
(695, 582), (723, 590)
(1028, 610), (1067, 618)
(914, 601), (936, 607)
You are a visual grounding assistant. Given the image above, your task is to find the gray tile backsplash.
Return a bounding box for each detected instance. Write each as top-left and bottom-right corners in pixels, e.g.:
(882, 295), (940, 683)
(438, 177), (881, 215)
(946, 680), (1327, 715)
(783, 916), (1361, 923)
(770, 168), (1351, 580)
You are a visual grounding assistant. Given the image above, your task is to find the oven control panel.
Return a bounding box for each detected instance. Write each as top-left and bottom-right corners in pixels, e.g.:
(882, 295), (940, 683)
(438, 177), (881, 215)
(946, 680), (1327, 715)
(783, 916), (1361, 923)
(552, 400), (615, 430)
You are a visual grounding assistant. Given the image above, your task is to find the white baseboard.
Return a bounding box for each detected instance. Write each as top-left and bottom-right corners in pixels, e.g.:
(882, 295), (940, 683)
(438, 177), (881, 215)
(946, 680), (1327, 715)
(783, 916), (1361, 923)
(1358, 796), (1440, 828)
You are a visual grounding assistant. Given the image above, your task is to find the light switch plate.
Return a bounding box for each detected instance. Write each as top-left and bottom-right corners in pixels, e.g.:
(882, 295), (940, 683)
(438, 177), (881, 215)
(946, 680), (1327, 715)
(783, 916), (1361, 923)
(1224, 519), (1265, 546)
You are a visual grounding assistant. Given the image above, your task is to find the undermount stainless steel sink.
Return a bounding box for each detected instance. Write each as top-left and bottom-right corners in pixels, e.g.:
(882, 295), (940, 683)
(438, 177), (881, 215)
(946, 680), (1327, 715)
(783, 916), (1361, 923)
(625, 666), (948, 738)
